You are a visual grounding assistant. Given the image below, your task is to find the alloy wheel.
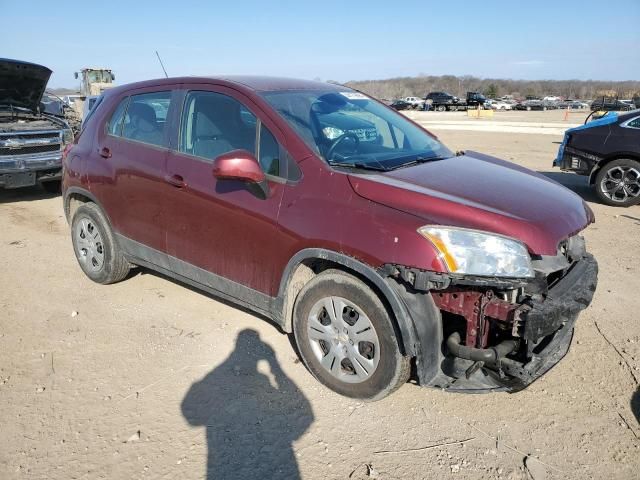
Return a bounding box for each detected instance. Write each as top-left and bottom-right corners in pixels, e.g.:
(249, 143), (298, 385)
(600, 166), (640, 203)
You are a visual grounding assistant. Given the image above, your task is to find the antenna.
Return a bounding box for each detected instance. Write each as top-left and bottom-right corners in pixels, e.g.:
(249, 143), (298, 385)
(155, 50), (169, 78)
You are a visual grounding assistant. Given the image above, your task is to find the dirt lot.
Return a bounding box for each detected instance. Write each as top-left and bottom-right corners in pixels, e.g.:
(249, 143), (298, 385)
(1, 111), (639, 480)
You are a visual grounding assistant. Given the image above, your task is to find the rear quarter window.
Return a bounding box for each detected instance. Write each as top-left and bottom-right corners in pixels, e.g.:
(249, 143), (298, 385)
(107, 97), (129, 136)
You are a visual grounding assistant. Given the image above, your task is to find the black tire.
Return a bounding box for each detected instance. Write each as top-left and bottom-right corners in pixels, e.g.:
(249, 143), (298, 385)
(437, 105), (446, 112)
(594, 158), (640, 207)
(41, 180), (61, 194)
(71, 203), (130, 284)
(293, 270), (410, 401)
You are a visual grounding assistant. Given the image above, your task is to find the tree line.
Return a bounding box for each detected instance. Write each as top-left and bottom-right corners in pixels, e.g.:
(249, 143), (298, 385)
(343, 75), (640, 101)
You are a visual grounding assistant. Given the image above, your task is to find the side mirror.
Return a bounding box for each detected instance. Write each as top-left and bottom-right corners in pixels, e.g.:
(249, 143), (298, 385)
(74, 72), (78, 79)
(212, 149), (265, 183)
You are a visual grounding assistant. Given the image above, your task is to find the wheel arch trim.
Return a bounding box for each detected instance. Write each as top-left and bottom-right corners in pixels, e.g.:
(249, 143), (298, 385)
(588, 153), (640, 185)
(63, 187), (114, 227)
(277, 248), (424, 357)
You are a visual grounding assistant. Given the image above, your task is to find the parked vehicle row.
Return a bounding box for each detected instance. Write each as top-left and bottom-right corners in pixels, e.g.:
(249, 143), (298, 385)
(390, 93), (631, 113)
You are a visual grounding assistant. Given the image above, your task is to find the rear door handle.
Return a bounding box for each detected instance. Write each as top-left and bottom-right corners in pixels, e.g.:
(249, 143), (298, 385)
(98, 147), (111, 158)
(164, 174), (186, 188)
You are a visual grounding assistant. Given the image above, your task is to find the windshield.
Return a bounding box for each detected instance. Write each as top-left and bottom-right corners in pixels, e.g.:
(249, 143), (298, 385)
(261, 89), (453, 170)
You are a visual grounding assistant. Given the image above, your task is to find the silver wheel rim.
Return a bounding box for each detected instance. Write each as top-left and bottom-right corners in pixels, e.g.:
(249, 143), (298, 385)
(307, 296), (380, 384)
(600, 166), (640, 203)
(74, 217), (105, 272)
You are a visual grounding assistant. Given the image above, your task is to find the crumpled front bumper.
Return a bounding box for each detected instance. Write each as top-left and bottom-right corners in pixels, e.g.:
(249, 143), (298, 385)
(498, 253), (597, 391)
(429, 253), (598, 393)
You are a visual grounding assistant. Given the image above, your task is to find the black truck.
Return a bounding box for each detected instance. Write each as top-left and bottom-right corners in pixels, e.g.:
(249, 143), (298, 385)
(423, 91), (488, 111)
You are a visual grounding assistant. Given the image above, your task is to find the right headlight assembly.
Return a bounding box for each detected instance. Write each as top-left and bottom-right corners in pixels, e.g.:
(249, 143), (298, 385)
(418, 226), (534, 278)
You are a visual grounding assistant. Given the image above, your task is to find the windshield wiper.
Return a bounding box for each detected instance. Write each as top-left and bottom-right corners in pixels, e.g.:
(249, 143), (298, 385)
(328, 161), (390, 171)
(390, 155), (449, 170)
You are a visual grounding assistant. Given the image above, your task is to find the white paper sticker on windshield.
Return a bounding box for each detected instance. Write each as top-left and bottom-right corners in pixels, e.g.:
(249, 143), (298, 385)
(340, 91), (368, 100)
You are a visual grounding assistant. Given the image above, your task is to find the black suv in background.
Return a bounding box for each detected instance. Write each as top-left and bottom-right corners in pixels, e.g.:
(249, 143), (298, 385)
(424, 92), (458, 111)
(423, 91), (488, 111)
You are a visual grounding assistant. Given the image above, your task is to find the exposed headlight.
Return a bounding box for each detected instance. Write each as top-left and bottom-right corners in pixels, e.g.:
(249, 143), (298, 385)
(62, 128), (74, 145)
(418, 226), (534, 278)
(322, 126), (344, 140)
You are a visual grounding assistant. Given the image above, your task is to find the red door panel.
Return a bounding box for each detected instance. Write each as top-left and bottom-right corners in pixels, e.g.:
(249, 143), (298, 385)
(164, 151), (285, 295)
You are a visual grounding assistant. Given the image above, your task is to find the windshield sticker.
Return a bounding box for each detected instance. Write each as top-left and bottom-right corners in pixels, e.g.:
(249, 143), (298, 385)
(340, 92), (368, 100)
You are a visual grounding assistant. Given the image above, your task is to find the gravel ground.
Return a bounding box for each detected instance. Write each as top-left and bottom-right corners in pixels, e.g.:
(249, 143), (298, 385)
(0, 111), (638, 480)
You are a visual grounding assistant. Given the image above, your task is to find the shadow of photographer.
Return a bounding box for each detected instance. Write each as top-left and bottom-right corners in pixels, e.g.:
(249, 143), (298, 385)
(182, 329), (313, 479)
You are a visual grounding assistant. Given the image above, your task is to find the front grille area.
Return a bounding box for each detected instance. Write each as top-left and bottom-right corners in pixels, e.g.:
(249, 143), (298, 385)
(0, 144), (60, 156)
(0, 132), (62, 157)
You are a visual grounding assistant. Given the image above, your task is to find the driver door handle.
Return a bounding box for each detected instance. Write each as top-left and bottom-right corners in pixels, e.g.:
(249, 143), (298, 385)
(164, 173), (186, 188)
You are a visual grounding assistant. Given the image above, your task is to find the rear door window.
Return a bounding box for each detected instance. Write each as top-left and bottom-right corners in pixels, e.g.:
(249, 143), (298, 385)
(121, 91), (172, 147)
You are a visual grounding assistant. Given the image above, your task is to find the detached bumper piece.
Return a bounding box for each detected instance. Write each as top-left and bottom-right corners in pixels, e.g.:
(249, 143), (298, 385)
(555, 145), (601, 175)
(431, 253), (598, 392)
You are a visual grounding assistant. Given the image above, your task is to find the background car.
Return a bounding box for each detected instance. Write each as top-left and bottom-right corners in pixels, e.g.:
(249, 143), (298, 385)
(514, 100), (545, 110)
(401, 96), (425, 109)
(555, 110), (640, 206)
(590, 97), (635, 111)
(557, 100), (589, 109)
(390, 99), (412, 110)
(490, 99), (513, 110)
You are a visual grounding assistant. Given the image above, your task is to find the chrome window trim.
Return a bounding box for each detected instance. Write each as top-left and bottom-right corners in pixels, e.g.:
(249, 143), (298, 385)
(620, 115), (640, 129)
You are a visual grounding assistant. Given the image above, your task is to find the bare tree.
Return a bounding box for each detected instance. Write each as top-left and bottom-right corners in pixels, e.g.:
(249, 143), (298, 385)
(346, 76), (640, 101)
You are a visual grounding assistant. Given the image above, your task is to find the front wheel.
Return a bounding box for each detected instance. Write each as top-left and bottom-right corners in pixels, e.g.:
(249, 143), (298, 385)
(293, 270), (410, 401)
(594, 159), (640, 207)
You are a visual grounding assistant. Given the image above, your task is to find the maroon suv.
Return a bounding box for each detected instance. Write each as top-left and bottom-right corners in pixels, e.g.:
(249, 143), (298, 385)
(62, 76), (598, 400)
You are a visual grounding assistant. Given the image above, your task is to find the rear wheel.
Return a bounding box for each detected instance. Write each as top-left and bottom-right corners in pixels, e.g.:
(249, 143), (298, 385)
(594, 159), (640, 207)
(293, 270), (410, 401)
(437, 105), (446, 112)
(71, 203), (130, 284)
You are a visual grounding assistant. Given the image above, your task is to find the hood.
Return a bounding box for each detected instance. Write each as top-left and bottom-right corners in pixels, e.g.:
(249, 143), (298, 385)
(348, 151), (593, 256)
(0, 58), (52, 112)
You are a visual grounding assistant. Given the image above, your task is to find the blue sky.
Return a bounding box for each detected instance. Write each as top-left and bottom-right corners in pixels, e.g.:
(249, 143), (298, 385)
(2, 0), (639, 88)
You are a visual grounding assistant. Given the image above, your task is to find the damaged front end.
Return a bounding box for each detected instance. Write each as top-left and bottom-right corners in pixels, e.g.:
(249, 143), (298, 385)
(382, 235), (598, 392)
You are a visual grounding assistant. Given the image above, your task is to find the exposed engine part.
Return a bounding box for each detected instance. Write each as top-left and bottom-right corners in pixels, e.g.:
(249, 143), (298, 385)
(446, 332), (518, 365)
